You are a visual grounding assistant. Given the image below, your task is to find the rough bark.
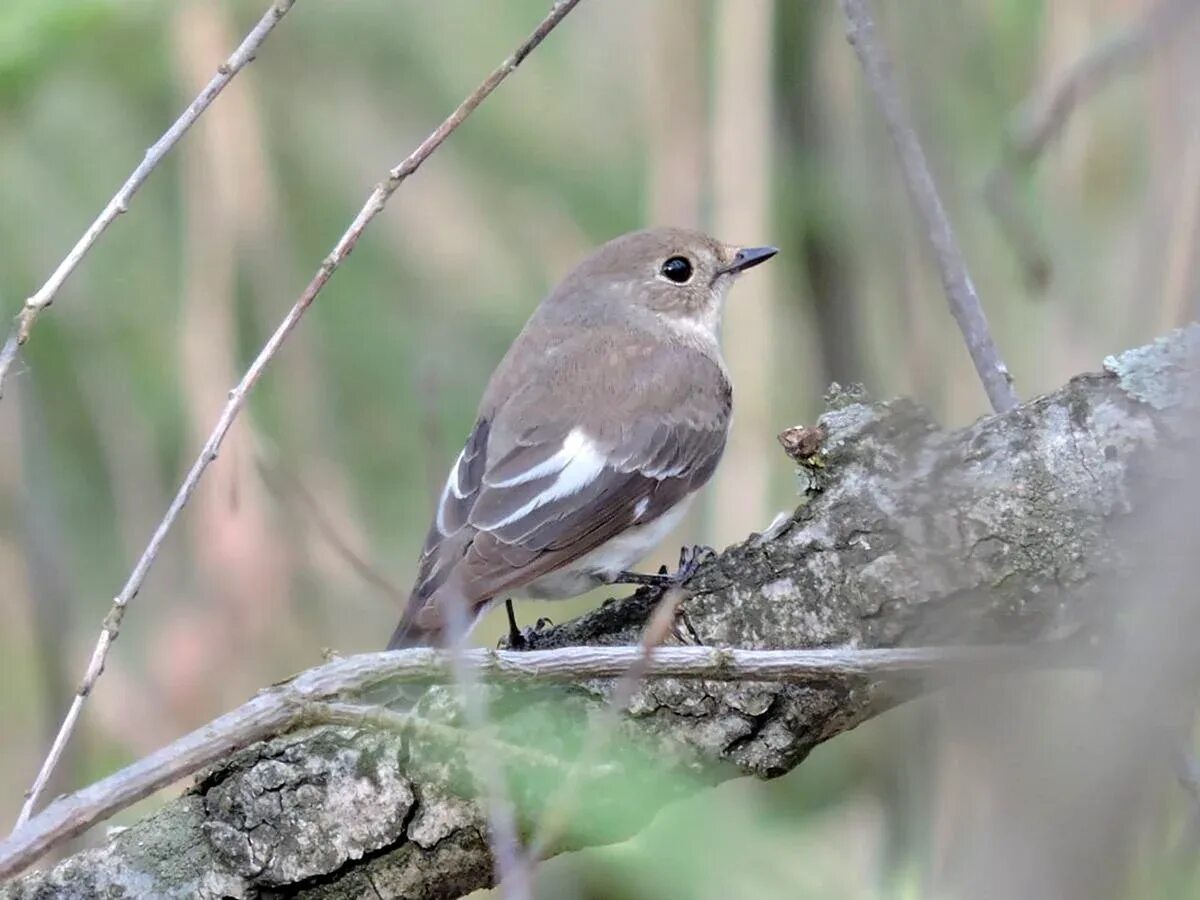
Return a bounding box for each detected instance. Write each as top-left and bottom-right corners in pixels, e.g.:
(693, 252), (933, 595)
(5, 327), (1198, 899)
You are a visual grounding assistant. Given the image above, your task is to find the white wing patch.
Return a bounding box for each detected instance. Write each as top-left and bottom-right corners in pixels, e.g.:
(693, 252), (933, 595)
(485, 427), (592, 488)
(435, 447), (468, 534)
(447, 448), (469, 498)
(474, 428), (608, 530)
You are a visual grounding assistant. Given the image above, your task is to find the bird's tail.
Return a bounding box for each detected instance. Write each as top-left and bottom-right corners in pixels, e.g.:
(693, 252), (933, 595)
(386, 614), (434, 650)
(388, 582), (486, 650)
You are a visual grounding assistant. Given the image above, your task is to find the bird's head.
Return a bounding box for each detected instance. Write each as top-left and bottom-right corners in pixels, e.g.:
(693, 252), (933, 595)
(548, 227), (777, 338)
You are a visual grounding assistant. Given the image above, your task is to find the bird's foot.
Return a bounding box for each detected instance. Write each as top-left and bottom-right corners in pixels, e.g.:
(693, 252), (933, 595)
(609, 569), (672, 589)
(504, 617), (553, 651)
(627, 545), (714, 644)
(613, 544), (716, 592)
(674, 543), (716, 584)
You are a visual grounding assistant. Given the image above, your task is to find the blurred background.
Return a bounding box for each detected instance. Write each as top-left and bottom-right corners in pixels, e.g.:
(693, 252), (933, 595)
(2, 0), (1200, 896)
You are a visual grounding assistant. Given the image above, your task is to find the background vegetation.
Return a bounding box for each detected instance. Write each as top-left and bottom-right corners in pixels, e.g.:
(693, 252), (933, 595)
(2, 0), (1198, 895)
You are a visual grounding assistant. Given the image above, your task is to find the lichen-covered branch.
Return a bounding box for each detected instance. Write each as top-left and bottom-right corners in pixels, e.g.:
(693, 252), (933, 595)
(4, 327), (1197, 899)
(0, 643), (1054, 883)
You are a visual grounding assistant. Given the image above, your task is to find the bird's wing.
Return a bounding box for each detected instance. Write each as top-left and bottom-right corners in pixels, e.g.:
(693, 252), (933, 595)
(389, 334), (729, 645)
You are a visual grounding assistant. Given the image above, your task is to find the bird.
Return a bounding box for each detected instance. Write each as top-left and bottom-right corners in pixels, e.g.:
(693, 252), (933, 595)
(387, 227), (777, 650)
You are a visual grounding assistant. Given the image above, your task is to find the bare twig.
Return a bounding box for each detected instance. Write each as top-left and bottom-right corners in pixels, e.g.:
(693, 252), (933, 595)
(443, 601), (531, 900)
(525, 585), (688, 862)
(0, 0), (298, 400)
(255, 448), (409, 606)
(0, 641), (1066, 880)
(13, 0), (586, 831)
(985, 0), (1200, 291)
(1009, 0), (1196, 169)
(982, 168), (1053, 294)
(837, 0), (1019, 414)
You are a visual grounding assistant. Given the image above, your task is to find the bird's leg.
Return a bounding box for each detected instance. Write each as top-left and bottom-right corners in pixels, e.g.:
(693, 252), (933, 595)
(501, 598), (554, 651)
(674, 543), (717, 582)
(504, 598), (525, 650)
(609, 567), (672, 589)
(612, 546), (715, 646)
(612, 544), (717, 590)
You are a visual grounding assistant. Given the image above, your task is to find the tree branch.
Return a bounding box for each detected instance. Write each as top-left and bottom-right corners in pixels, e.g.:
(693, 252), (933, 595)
(984, 0), (1200, 291)
(3, 326), (1197, 898)
(13, 0), (586, 834)
(837, 0), (1019, 413)
(0, 643), (1046, 882)
(0, 0), (298, 399)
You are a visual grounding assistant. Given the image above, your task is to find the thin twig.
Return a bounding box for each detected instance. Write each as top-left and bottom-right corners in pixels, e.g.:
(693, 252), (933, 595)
(525, 586), (687, 862)
(984, 0), (1200, 291)
(13, 0), (586, 831)
(0, 0), (298, 400)
(0, 641), (1069, 880)
(255, 448), (409, 606)
(1010, 0), (1196, 168)
(443, 600), (531, 900)
(837, 0), (1019, 414)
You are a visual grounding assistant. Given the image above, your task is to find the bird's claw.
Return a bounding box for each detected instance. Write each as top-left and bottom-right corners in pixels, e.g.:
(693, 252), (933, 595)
(612, 545), (716, 593)
(670, 605), (703, 645)
(673, 544), (716, 586)
(502, 615), (553, 651)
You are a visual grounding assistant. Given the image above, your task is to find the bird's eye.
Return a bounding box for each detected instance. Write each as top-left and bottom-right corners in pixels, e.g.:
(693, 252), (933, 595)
(660, 255), (693, 284)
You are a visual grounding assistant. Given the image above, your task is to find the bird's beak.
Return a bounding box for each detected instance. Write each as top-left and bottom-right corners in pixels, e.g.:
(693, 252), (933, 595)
(718, 245), (778, 276)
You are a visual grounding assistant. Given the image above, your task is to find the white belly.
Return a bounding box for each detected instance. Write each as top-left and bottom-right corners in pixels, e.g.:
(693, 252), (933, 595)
(516, 497), (693, 600)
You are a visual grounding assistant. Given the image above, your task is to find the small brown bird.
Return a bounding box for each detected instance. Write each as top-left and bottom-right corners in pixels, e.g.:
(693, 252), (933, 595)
(388, 227), (776, 649)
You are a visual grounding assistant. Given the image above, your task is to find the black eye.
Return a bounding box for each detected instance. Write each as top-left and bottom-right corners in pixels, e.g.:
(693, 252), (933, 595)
(660, 255), (693, 284)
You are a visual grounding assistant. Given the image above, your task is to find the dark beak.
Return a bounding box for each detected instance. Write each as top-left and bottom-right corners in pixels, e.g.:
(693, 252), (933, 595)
(719, 245), (778, 276)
